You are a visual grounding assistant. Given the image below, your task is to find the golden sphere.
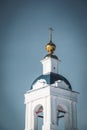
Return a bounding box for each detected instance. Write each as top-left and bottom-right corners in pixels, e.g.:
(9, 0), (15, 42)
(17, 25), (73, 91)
(45, 42), (56, 54)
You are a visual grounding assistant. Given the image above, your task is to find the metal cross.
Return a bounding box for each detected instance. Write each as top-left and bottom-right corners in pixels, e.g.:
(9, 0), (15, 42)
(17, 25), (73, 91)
(49, 27), (54, 42)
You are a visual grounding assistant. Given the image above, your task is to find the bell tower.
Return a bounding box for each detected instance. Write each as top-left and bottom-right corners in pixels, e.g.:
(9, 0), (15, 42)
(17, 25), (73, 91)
(24, 28), (78, 130)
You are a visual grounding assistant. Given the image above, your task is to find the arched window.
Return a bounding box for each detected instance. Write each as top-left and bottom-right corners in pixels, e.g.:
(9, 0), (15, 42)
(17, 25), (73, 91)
(34, 105), (43, 130)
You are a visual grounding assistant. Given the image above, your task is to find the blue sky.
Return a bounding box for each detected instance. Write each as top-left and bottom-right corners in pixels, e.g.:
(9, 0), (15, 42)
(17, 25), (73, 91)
(0, 0), (87, 130)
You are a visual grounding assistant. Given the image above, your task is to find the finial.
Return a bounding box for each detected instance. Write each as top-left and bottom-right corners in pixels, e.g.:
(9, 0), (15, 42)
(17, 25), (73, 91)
(49, 27), (54, 42)
(45, 27), (56, 55)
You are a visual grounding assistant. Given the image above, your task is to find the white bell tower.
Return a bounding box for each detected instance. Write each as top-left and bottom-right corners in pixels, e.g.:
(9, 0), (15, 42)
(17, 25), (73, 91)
(24, 28), (78, 130)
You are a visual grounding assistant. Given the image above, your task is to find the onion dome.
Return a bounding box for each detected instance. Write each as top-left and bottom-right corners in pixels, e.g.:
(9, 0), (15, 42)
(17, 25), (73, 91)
(45, 41), (56, 54)
(45, 27), (56, 55)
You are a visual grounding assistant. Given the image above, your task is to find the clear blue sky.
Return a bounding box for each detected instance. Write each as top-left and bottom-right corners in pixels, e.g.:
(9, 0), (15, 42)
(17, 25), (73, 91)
(0, 0), (87, 130)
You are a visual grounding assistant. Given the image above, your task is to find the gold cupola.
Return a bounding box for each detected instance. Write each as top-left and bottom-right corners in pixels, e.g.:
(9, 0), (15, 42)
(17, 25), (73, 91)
(45, 28), (56, 54)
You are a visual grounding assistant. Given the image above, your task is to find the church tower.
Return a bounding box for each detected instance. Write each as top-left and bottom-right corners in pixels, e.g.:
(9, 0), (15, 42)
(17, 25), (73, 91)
(24, 28), (78, 130)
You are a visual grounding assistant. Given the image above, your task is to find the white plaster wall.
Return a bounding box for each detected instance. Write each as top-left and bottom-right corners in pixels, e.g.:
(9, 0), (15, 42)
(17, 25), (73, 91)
(41, 57), (58, 74)
(24, 85), (78, 130)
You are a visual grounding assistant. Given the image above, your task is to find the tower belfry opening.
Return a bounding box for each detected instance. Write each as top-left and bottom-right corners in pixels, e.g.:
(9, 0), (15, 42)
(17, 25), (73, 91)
(24, 29), (78, 130)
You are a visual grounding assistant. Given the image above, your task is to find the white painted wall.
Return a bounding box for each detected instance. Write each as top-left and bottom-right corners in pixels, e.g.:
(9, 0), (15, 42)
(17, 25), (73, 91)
(41, 57), (58, 74)
(24, 85), (78, 130)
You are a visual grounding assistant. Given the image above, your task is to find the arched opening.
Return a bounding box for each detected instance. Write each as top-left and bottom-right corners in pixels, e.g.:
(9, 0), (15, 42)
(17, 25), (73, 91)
(34, 104), (43, 130)
(57, 105), (67, 130)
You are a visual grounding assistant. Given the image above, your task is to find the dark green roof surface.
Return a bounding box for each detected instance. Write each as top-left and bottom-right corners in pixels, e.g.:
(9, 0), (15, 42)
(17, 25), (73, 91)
(44, 54), (58, 60)
(31, 72), (72, 90)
